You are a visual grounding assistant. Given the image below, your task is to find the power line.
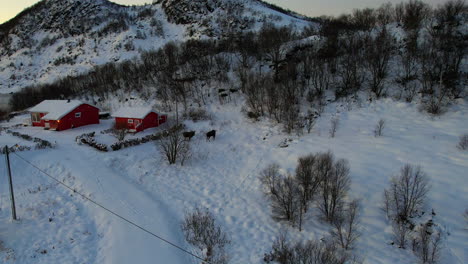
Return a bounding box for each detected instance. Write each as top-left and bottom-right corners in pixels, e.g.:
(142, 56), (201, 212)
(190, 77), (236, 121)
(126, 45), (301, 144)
(11, 151), (209, 264)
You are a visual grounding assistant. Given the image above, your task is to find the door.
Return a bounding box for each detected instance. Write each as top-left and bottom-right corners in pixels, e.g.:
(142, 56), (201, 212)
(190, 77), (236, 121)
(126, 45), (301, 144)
(44, 122), (50, 129)
(135, 119), (141, 131)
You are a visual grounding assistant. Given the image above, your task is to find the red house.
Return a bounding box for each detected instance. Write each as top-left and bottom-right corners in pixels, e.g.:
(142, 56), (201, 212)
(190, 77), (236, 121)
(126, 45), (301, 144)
(29, 100), (99, 131)
(113, 107), (166, 133)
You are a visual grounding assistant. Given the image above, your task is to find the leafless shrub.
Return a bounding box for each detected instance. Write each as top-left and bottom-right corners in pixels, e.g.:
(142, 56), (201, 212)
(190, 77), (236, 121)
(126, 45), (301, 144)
(384, 165), (430, 223)
(330, 199), (361, 250)
(158, 129), (191, 165)
(374, 119), (385, 137)
(260, 164), (300, 225)
(457, 134), (468, 150)
(392, 220), (411, 249)
(412, 222), (443, 264)
(318, 153), (351, 223)
(181, 207), (230, 264)
(264, 232), (351, 264)
(422, 96), (446, 116)
(329, 117), (340, 138)
(111, 122), (128, 141)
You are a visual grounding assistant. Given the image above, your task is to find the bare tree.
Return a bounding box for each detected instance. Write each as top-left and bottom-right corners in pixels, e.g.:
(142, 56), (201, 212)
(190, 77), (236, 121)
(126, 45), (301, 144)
(111, 121), (129, 141)
(383, 165), (430, 223)
(260, 164), (300, 225)
(402, 0), (431, 31)
(351, 8), (377, 30)
(258, 24), (294, 82)
(376, 2), (394, 25)
(319, 157), (351, 223)
(294, 153), (323, 231)
(181, 207), (231, 264)
(329, 117), (340, 138)
(364, 27), (394, 98)
(330, 199), (361, 250)
(309, 58), (331, 98)
(335, 33), (365, 98)
(413, 222), (443, 264)
(374, 119), (385, 137)
(395, 30), (420, 102)
(295, 154), (322, 212)
(305, 112), (316, 134)
(158, 129), (191, 165)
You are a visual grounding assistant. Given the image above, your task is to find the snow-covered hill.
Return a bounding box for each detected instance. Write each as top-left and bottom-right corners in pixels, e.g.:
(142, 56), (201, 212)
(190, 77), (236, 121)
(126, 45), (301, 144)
(0, 0), (314, 95)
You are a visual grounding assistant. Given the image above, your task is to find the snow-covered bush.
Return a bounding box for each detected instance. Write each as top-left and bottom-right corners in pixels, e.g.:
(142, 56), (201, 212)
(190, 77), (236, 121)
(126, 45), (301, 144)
(1, 145), (31, 154)
(181, 207), (230, 264)
(6, 130), (55, 150)
(76, 132), (108, 152)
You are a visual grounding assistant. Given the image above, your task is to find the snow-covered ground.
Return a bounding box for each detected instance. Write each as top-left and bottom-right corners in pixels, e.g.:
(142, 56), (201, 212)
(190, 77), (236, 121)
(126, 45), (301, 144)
(0, 98), (467, 264)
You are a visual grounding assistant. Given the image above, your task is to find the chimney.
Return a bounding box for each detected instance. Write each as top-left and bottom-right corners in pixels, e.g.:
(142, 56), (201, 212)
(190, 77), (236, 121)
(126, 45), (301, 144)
(67, 99), (71, 103)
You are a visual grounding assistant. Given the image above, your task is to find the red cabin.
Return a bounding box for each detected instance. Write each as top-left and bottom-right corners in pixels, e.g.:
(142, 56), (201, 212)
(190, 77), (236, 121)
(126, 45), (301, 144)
(113, 107), (167, 133)
(29, 100), (99, 131)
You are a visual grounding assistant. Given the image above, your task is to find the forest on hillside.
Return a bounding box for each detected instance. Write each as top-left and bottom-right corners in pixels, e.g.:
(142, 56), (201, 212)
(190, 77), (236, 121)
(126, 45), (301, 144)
(8, 0), (467, 134)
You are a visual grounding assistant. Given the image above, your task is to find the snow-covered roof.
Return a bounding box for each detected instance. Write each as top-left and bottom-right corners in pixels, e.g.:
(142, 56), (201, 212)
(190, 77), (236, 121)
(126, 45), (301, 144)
(112, 107), (156, 119)
(29, 100), (86, 120)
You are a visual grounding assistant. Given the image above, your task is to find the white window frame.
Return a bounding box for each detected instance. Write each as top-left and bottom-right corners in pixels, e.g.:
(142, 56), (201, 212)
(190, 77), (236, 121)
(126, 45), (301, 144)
(31, 112), (41, 122)
(128, 119), (133, 124)
(75, 112), (81, 118)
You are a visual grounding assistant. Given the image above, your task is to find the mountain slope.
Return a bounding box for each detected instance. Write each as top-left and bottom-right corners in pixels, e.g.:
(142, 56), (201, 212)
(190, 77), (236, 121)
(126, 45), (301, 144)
(0, 0), (315, 95)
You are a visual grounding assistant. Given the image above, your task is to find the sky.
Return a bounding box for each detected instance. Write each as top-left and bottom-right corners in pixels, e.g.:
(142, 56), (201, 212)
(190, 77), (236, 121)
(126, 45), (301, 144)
(0, 0), (452, 24)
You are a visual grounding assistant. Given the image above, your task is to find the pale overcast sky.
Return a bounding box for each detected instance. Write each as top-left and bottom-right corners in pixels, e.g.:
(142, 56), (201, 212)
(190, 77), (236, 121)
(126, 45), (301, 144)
(0, 0), (452, 24)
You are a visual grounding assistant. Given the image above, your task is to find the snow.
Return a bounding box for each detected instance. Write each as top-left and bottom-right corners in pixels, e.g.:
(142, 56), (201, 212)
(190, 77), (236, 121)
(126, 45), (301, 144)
(0, 97), (467, 264)
(28, 100), (93, 120)
(112, 107), (155, 119)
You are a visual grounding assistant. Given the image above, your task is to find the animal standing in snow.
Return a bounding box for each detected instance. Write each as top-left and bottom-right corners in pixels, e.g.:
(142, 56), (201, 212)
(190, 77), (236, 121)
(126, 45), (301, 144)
(206, 130), (216, 141)
(183, 131), (196, 141)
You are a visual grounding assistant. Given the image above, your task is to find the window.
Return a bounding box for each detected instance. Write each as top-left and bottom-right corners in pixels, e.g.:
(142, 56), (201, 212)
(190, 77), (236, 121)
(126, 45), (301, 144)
(31, 113), (41, 122)
(75, 112), (81, 118)
(128, 119), (133, 124)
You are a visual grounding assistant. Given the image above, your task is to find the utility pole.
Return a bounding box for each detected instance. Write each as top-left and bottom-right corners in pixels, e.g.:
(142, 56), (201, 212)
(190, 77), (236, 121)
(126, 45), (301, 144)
(4, 146), (17, 221)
